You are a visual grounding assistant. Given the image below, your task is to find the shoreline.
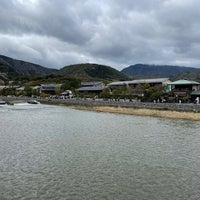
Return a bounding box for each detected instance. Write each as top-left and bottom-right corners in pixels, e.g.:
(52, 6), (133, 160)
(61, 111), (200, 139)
(71, 105), (200, 121)
(2, 96), (200, 120)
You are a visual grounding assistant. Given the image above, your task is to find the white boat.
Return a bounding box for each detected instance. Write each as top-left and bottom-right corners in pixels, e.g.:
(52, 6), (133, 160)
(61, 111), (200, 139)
(0, 100), (6, 105)
(27, 100), (40, 104)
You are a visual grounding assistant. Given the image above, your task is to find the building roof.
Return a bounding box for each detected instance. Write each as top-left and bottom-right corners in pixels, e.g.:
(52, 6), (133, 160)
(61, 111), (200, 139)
(0, 85), (19, 89)
(81, 81), (103, 87)
(41, 84), (62, 87)
(77, 86), (104, 92)
(33, 86), (41, 89)
(108, 78), (170, 86)
(61, 90), (72, 95)
(16, 86), (25, 91)
(169, 80), (200, 85)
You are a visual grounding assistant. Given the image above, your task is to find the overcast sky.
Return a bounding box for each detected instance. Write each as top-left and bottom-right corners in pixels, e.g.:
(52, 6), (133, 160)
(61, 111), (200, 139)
(1, 0), (200, 70)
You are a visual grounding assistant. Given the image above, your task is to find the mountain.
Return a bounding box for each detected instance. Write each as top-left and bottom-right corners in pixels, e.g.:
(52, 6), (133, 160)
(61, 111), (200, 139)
(171, 71), (200, 81)
(0, 55), (57, 77)
(58, 63), (128, 80)
(121, 64), (200, 79)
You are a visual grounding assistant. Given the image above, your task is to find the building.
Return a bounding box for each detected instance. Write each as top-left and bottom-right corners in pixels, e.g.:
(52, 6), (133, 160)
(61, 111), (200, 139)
(107, 78), (171, 87)
(61, 90), (73, 98)
(168, 80), (200, 98)
(107, 78), (171, 96)
(40, 84), (62, 95)
(77, 81), (105, 95)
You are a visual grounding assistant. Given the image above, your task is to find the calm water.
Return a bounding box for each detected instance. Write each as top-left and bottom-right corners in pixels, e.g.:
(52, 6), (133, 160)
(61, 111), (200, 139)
(0, 103), (200, 200)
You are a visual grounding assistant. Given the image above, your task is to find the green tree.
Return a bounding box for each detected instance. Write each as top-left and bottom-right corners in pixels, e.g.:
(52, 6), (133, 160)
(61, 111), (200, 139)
(100, 88), (111, 98)
(23, 86), (33, 97)
(55, 85), (61, 95)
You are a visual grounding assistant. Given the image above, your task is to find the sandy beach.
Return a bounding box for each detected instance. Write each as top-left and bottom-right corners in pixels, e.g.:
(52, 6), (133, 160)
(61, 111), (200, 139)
(72, 105), (200, 121)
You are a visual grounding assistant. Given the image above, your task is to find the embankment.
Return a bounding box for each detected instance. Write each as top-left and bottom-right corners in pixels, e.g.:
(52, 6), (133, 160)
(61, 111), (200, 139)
(2, 97), (200, 120)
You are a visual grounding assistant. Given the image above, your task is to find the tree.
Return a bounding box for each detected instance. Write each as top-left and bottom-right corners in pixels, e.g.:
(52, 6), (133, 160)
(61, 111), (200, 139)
(55, 85), (61, 95)
(23, 86), (33, 97)
(100, 88), (111, 98)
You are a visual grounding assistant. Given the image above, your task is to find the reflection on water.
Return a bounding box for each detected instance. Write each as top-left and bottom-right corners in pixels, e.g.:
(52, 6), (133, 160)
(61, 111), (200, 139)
(0, 104), (200, 199)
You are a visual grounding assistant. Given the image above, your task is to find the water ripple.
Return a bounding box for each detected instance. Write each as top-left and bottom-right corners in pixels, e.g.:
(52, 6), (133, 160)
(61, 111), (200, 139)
(0, 105), (200, 199)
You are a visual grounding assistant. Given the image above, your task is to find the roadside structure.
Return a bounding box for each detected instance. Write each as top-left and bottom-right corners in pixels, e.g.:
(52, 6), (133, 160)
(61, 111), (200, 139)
(77, 81), (105, 95)
(168, 80), (200, 100)
(40, 84), (62, 95)
(61, 90), (73, 98)
(107, 78), (171, 97)
(107, 78), (171, 87)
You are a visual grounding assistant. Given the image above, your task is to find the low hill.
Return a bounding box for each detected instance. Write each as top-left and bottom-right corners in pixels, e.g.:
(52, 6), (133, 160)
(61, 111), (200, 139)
(171, 71), (200, 82)
(58, 63), (128, 81)
(0, 58), (17, 78)
(121, 64), (200, 79)
(0, 55), (57, 77)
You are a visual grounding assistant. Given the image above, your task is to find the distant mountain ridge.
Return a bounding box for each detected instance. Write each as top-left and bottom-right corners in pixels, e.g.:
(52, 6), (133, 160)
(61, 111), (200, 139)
(121, 64), (200, 78)
(1, 54), (200, 81)
(0, 55), (128, 81)
(0, 55), (57, 77)
(58, 63), (128, 80)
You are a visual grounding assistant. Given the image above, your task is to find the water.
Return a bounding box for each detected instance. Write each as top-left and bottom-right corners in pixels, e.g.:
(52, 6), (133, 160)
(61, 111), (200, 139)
(0, 104), (200, 200)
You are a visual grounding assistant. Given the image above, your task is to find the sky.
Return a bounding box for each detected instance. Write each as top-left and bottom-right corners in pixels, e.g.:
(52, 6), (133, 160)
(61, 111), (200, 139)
(1, 0), (200, 70)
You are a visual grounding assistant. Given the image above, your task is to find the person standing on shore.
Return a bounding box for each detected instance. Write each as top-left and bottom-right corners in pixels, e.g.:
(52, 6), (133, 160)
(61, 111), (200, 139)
(196, 97), (199, 104)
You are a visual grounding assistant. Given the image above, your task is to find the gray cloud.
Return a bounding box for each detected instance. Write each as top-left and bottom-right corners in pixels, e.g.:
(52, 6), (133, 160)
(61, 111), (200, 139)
(1, 0), (200, 70)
